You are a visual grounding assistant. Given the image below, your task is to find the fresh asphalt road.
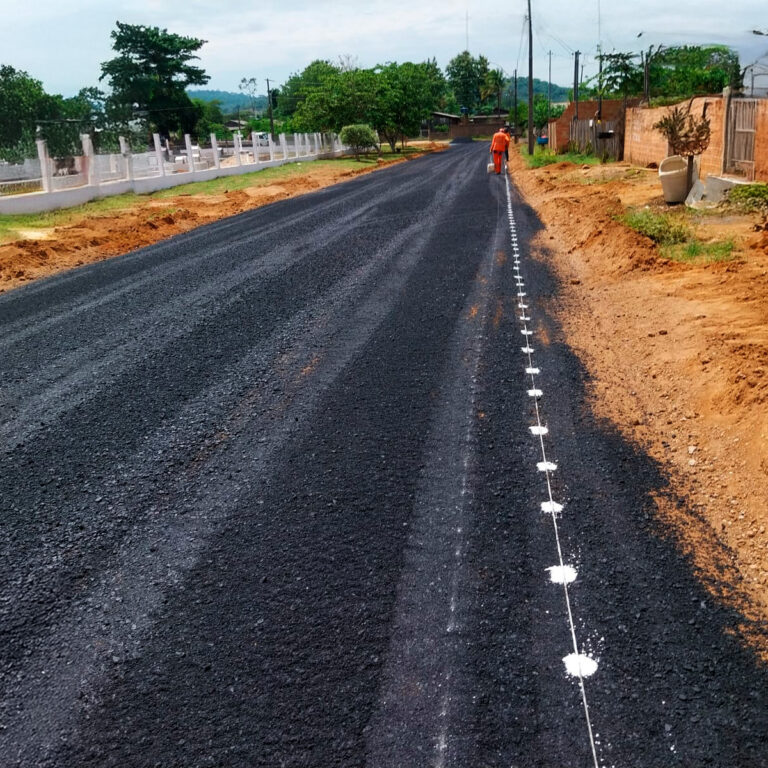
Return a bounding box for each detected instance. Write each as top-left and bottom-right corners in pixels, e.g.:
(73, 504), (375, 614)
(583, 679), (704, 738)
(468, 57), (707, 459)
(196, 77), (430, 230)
(1, 142), (767, 767)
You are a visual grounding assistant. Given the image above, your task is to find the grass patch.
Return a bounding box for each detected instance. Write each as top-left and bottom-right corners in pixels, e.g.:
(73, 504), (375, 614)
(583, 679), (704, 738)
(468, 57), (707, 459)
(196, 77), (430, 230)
(725, 182), (768, 212)
(620, 208), (690, 245)
(520, 145), (601, 168)
(661, 239), (735, 263)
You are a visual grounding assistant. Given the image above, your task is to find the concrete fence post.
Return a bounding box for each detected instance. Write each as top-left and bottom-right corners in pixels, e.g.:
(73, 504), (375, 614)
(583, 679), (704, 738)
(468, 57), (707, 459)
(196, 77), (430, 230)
(184, 133), (195, 173)
(234, 132), (243, 166)
(35, 139), (52, 193)
(119, 136), (134, 181)
(210, 134), (221, 169)
(251, 132), (260, 165)
(81, 133), (97, 187)
(313, 133), (319, 156)
(152, 133), (166, 177)
(293, 134), (301, 158)
(279, 133), (288, 161)
(267, 134), (275, 162)
(35, 139), (50, 190)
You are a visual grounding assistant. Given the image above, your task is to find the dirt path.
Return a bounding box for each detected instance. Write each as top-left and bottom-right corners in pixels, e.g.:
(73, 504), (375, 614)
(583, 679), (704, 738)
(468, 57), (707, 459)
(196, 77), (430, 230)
(509, 150), (768, 659)
(0, 143), (447, 293)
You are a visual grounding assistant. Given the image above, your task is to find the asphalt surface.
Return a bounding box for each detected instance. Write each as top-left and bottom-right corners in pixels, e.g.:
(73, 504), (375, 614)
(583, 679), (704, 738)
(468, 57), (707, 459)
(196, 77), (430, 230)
(1, 141), (767, 767)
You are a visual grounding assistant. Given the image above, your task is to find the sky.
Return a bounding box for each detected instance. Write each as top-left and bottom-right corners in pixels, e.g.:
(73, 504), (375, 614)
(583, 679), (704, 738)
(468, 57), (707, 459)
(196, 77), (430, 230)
(3, 0), (768, 97)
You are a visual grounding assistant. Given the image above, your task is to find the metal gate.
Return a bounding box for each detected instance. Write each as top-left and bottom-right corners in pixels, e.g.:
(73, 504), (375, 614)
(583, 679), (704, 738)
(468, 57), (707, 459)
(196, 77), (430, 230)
(726, 99), (756, 180)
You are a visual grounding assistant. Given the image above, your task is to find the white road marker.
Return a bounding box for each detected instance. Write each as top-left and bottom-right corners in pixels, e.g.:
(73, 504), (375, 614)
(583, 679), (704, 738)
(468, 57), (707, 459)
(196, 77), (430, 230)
(563, 653), (598, 678)
(526, 367), (540, 375)
(541, 500), (564, 514)
(529, 425), (548, 436)
(521, 345), (534, 353)
(521, 329), (533, 336)
(527, 388), (543, 397)
(537, 461), (557, 472)
(547, 565), (577, 584)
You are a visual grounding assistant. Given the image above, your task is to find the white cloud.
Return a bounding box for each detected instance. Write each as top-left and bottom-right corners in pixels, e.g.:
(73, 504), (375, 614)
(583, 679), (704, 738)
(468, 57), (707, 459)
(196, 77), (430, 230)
(1, 0), (766, 95)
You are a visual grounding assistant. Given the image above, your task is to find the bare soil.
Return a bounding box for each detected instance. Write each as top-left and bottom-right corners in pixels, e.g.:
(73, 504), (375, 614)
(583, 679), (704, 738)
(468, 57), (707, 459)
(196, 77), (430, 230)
(509, 151), (768, 659)
(0, 143), (447, 293)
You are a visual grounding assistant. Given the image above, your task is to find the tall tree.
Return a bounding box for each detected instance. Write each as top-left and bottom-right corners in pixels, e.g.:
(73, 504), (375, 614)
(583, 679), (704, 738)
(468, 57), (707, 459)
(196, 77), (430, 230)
(446, 51), (489, 112)
(370, 61), (443, 150)
(481, 68), (506, 115)
(0, 65), (48, 161)
(100, 22), (209, 137)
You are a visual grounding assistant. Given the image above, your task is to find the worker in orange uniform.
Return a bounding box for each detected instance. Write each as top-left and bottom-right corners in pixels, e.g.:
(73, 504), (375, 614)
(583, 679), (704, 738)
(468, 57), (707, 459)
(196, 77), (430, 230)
(490, 127), (510, 175)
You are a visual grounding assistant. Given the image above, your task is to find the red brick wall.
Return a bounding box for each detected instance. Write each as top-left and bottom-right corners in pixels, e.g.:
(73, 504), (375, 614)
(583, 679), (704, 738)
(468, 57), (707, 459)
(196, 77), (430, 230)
(755, 101), (768, 181)
(624, 97), (725, 177)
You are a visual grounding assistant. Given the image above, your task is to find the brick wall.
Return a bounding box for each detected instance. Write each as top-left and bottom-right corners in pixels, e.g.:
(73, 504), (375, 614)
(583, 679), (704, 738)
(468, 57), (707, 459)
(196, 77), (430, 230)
(450, 122), (505, 140)
(548, 99), (639, 151)
(625, 97), (725, 177)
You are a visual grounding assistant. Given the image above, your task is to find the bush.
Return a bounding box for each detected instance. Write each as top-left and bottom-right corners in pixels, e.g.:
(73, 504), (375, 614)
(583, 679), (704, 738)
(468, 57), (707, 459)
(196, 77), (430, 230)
(620, 209), (690, 245)
(726, 183), (768, 212)
(339, 124), (379, 160)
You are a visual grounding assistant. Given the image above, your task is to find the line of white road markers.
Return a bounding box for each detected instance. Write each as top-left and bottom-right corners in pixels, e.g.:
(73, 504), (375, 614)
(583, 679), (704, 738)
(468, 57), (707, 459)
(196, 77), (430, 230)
(503, 173), (603, 768)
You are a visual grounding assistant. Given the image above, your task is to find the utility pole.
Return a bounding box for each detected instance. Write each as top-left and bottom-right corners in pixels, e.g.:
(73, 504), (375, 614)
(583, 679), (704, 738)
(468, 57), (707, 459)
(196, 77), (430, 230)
(597, 45), (603, 120)
(573, 50), (580, 120)
(266, 77), (275, 138)
(514, 68), (518, 136)
(548, 50), (552, 124)
(527, 0), (534, 155)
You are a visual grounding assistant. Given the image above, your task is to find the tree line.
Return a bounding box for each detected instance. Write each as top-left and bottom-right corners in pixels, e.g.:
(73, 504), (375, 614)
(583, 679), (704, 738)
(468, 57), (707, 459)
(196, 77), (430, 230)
(0, 21), (744, 163)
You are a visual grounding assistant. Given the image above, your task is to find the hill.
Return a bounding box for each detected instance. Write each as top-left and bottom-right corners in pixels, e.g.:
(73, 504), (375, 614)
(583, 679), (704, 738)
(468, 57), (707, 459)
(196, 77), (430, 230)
(187, 89), (268, 114)
(511, 77), (570, 102)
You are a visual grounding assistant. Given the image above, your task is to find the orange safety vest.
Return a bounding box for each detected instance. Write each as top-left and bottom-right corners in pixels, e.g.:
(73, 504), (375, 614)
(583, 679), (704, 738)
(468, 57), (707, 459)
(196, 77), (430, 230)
(491, 131), (509, 152)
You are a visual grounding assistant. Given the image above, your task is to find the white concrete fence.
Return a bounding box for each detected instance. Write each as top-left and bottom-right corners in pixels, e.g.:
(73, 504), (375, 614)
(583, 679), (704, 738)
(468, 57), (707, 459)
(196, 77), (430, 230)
(0, 131), (343, 215)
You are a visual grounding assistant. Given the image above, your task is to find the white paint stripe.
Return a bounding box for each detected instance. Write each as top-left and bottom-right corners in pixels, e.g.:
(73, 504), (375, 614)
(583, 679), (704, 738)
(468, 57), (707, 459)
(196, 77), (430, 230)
(521, 346), (534, 354)
(527, 388), (543, 397)
(537, 461), (557, 472)
(504, 175), (600, 768)
(526, 367), (540, 375)
(541, 501), (564, 514)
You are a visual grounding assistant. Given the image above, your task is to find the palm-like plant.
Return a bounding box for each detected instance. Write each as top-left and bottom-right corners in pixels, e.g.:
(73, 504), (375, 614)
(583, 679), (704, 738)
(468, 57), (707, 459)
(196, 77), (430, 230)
(481, 69), (506, 116)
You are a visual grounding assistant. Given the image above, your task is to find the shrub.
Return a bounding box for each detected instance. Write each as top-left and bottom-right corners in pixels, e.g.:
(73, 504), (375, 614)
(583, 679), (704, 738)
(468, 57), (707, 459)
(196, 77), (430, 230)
(726, 183), (768, 212)
(339, 124), (379, 161)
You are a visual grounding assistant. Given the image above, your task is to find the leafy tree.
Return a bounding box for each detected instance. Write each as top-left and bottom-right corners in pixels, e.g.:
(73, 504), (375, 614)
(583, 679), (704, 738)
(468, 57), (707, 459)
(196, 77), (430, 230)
(481, 68), (506, 115)
(277, 60), (339, 118)
(192, 98), (228, 140)
(653, 45), (741, 97)
(339, 123), (379, 160)
(446, 51), (489, 112)
(597, 52), (643, 102)
(238, 77), (259, 115)
(100, 21), (209, 138)
(0, 65), (48, 161)
(370, 62), (442, 150)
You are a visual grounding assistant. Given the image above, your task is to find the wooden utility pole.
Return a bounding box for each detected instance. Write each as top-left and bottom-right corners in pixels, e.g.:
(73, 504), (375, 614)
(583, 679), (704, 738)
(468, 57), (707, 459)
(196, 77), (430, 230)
(514, 69), (518, 134)
(527, 0), (534, 155)
(548, 50), (552, 124)
(573, 51), (580, 120)
(597, 45), (603, 120)
(266, 78), (275, 138)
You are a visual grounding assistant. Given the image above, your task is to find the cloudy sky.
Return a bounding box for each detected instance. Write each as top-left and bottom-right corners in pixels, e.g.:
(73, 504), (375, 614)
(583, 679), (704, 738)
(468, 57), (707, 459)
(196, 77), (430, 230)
(4, 0), (768, 97)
